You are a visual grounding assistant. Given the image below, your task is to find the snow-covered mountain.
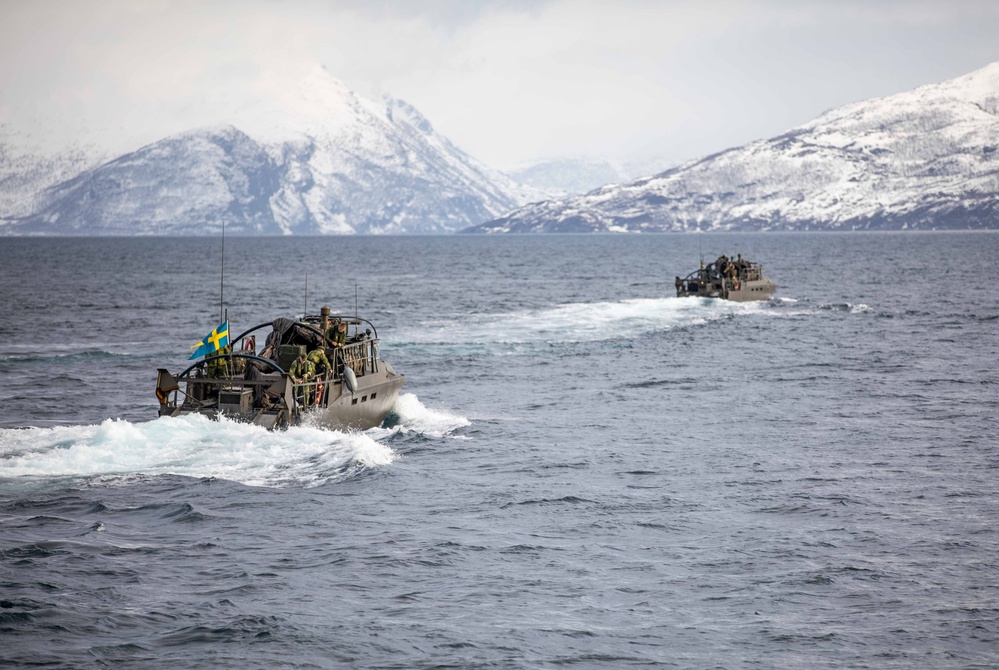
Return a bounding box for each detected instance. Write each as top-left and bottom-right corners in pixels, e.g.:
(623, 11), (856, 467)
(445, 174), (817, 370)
(508, 159), (629, 196)
(0, 132), (110, 220)
(466, 63), (999, 233)
(0, 65), (538, 235)
(508, 157), (678, 197)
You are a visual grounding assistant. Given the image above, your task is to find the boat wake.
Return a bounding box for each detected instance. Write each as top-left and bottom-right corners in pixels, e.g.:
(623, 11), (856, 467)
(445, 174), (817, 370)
(0, 395), (468, 488)
(393, 296), (765, 353)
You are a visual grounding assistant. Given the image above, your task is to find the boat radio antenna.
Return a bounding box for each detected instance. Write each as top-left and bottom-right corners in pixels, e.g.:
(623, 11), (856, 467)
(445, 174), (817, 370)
(698, 232), (704, 268)
(219, 220), (225, 324)
(304, 272), (309, 320)
(354, 280), (358, 320)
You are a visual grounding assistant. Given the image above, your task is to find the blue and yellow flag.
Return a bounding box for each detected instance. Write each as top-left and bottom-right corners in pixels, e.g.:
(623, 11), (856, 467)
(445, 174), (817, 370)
(189, 321), (229, 359)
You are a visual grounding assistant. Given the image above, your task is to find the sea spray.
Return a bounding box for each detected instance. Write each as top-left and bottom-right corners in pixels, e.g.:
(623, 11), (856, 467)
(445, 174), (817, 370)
(379, 393), (470, 439)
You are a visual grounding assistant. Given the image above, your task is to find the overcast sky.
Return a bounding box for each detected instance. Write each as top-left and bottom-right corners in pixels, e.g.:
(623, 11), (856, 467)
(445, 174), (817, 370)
(2, 0), (998, 171)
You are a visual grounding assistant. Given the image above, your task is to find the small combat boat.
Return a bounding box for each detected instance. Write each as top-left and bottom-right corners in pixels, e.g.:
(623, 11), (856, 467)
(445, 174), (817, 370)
(675, 254), (777, 301)
(155, 306), (405, 430)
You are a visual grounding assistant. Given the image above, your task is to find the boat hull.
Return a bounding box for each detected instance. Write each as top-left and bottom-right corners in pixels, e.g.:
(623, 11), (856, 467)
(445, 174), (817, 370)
(302, 367), (406, 431)
(675, 260), (777, 302)
(718, 278), (777, 302)
(160, 372), (406, 430)
(676, 279), (777, 301)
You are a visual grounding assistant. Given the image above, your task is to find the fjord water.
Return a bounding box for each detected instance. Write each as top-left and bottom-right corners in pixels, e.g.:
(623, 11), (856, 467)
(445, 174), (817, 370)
(1, 233), (997, 668)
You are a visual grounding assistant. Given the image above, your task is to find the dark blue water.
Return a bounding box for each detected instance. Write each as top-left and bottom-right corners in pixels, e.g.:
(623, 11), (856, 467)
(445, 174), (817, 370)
(1, 233), (998, 668)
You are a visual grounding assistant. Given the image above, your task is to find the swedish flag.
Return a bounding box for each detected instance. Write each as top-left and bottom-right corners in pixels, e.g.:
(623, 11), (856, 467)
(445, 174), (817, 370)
(189, 321), (229, 359)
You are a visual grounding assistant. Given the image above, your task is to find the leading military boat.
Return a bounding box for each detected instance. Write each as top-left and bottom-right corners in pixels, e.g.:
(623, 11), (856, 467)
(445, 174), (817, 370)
(675, 254), (777, 301)
(155, 306), (405, 430)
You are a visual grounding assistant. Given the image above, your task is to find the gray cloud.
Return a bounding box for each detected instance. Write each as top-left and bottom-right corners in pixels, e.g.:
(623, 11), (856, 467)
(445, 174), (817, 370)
(1, 0), (997, 170)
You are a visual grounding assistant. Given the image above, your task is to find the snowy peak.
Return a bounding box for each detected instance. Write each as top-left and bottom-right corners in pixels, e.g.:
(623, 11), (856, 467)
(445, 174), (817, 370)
(226, 63), (363, 143)
(0, 63), (531, 235)
(799, 61), (999, 145)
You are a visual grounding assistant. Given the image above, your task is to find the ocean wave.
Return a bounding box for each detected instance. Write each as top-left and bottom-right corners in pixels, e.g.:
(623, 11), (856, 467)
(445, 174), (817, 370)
(0, 349), (131, 363)
(815, 302), (872, 313)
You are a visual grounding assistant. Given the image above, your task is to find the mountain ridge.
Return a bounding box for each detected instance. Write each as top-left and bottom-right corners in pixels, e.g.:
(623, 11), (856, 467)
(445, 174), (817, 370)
(465, 62), (999, 233)
(0, 65), (539, 235)
(5, 62), (999, 235)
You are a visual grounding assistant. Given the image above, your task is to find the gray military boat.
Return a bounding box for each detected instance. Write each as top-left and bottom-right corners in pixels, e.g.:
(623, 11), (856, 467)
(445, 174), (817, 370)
(675, 254), (777, 301)
(155, 306), (405, 430)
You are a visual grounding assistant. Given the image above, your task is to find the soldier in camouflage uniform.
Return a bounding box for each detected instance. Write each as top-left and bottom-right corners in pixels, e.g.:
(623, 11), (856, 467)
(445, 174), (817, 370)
(327, 320), (348, 348)
(324, 319), (338, 346)
(306, 347), (332, 375)
(289, 350), (316, 407)
(205, 345), (231, 386)
(306, 348), (332, 405)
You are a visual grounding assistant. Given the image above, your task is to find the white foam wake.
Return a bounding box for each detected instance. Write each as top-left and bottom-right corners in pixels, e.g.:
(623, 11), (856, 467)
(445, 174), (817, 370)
(0, 414), (395, 488)
(0, 391), (471, 486)
(395, 297), (761, 350)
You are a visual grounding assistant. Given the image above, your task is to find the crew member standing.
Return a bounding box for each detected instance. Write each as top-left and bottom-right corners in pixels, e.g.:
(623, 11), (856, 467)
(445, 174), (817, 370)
(289, 350), (316, 406)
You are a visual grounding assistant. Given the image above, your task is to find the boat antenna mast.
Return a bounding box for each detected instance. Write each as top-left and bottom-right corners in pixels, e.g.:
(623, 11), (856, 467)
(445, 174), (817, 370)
(304, 272), (309, 320)
(219, 220), (225, 323)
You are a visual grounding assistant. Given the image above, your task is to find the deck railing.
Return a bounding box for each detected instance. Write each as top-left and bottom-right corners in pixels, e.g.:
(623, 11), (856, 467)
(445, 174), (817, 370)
(162, 337), (380, 412)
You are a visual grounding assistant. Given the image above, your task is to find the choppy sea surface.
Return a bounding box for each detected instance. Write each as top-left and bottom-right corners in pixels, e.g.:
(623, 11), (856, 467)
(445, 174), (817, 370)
(1, 233), (997, 668)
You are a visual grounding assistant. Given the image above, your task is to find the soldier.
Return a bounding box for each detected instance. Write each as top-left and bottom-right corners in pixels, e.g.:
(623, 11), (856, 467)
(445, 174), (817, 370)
(328, 320), (348, 348)
(307, 347), (332, 375)
(306, 348), (332, 406)
(288, 350), (316, 407)
(725, 260), (739, 289)
(200, 345), (229, 400)
(206, 345), (231, 379)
